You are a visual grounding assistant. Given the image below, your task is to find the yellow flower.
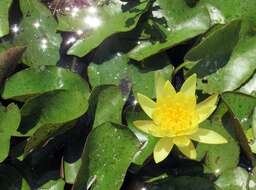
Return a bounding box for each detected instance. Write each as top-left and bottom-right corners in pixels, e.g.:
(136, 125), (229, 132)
(133, 73), (227, 163)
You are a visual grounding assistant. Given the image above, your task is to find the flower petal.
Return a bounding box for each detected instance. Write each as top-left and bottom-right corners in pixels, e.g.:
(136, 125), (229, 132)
(176, 139), (197, 159)
(153, 138), (174, 163)
(163, 80), (176, 97)
(137, 93), (156, 118)
(190, 128), (227, 144)
(196, 94), (218, 123)
(172, 136), (190, 147)
(155, 71), (166, 99)
(133, 120), (164, 137)
(180, 74), (197, 97)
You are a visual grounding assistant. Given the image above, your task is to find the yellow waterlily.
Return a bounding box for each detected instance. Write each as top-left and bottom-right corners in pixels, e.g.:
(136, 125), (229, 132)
(133, 73), (227, 163)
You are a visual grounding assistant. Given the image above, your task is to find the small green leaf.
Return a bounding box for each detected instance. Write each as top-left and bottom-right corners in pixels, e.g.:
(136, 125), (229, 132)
(73, 122), (139, 190)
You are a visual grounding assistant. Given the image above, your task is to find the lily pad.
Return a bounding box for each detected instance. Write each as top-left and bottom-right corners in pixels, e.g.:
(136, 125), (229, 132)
(0, 103), (21, 162)
(2, 66), (90, 101)
(215, 167), (249, 190)
(221, 92), (256, 130)
(13, 0), (61, 66)
(0, 0), (12, 37)
(66, 0), (150, 57)
(18, 90), (88, 136)
(72, 122), (139, 190)
(89, 85), (126, 128)
(196, 119), (240, 175)
(127, 0), (211, 61)
(88, 54), (173, 98)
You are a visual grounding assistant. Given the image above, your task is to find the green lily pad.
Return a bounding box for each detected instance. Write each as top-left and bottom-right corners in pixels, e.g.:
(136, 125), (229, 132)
(127, 0), (211, 61)
(18, 90), (88, 137)
(2, 66), (90, 101)
(196, 119), (240, 175)
(0, 0), (12, 37)
(199, 0), (256, 29)
(13, 0), (61, 66)
(72, 122), (139, 190)
(221, 92), (256, 130)
(66, 0), (150, 57)
(88, 54), (173, 98)
(197, 35), (256, 94)
(185, 20), (241, 78)
(0, 103), (21, 162)
(215, 167), (249, 190)
(90, 85), (126, 128)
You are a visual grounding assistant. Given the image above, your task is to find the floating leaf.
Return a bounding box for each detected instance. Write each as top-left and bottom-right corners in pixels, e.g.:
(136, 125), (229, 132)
(73, 122), (139, 190)
(0, 0), (12, 37)
(13, 0), (61, 66)
(196, 119), (240, 175)
(18, 90), (88, 137)
(89, 85), (126, 128)
(215, 167), (249, 190)
(0, 104), (20, 162)
(2, 66), (89, 101)
(88, 54), (173, 98)
(66, 0), (150, 57)
(127, 0), (211, 61)
(221, 92), (256, 130)
(185, 20), (241, 78)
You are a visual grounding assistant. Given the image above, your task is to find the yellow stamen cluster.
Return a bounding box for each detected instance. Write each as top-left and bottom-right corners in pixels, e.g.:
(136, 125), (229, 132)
(152, 93), (198, 136)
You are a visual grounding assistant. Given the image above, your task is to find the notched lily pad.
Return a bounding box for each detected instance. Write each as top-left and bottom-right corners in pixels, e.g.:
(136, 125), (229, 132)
(73, 122), (139, 190)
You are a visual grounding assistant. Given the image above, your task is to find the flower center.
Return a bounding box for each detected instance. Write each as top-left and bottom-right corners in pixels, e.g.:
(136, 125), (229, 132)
(152, 93), (198, 136)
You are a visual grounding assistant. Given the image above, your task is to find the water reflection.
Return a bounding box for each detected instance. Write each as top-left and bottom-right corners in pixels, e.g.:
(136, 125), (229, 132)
(66, 36), (77, 45)
(41, 38), (48, 51)
(84, 15), (101, 28)
(11, 24), (19, 33)
(33, 21), (40, 29)
(71, 7), (79, 17)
